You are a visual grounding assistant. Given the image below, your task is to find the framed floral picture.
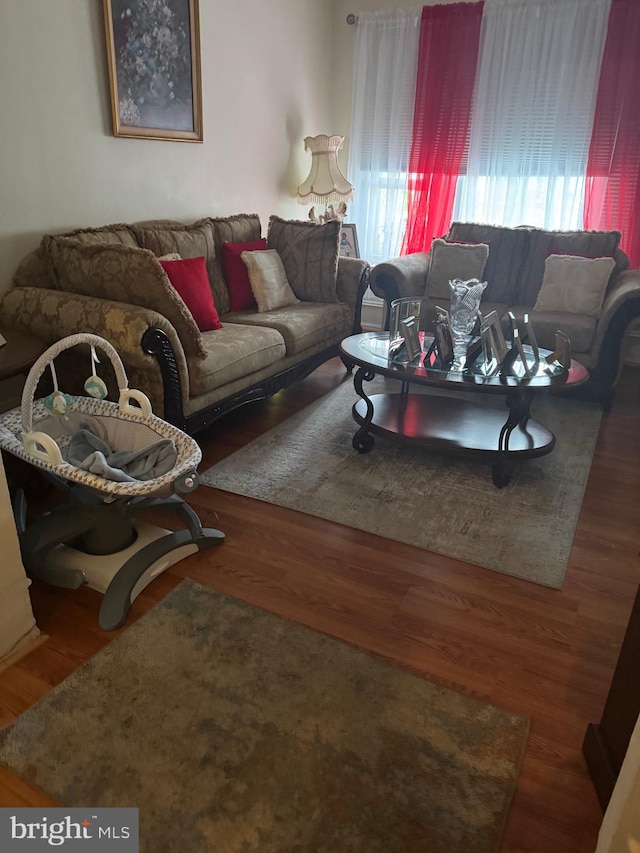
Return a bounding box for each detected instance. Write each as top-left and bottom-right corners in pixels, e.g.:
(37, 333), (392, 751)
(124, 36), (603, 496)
(103, 0), (203, 142)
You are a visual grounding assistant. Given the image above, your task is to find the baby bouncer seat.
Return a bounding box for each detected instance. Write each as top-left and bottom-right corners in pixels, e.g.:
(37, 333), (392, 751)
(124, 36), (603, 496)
(0, 333), (224, 630)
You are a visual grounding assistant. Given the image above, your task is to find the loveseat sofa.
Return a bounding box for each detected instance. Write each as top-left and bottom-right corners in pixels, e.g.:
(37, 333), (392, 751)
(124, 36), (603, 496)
(369, 222), (640, 408)
(0, 214), (370, 434)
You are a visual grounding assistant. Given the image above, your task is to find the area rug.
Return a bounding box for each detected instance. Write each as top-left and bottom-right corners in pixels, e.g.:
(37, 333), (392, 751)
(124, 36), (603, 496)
(0, 580), (528, 853)
(201, 377), (602, 588)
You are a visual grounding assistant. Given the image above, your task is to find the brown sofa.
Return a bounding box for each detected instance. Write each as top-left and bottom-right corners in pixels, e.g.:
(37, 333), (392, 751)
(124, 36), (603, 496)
(0, 214), (370, 434)
(369, 222), (640, 408)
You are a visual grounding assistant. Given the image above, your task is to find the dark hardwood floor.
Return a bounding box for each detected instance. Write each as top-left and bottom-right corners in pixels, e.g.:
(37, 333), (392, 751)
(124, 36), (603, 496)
(1, 358), (639, 852)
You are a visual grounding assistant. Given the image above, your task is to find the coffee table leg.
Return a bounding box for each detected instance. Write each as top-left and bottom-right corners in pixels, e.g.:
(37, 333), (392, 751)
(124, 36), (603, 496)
(352, 366), (376, 453)
(493, 390), (534, 488)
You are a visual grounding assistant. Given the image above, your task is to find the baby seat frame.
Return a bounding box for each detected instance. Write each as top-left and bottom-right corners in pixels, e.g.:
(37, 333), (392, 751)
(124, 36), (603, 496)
(0, 333), (224, 631)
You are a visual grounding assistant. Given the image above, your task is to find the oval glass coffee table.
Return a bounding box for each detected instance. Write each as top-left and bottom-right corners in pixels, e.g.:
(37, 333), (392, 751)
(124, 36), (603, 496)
(340, 332), (589, 488)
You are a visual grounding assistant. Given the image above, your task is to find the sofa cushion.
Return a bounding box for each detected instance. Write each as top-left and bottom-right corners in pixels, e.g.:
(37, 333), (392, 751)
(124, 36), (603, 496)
(16, 225), (140, 291)
(132, 220), (217, 309)
(267, 216), (340, 303)
(206, 214), (263, 315)
(222, 238), (267, 311)
(189, 323), (286, 396)
(44, 238), (207, 358)
(54, 223), (138, 247)
(517, 227), (622, 306)
(223, 301), (351, 357)
(426, 238), (489, 301)
(533, 254), (616, 318)
(507, 305), (598, 354)
(13, 246), (56, 290)
(159, 256), (223, 332)
(241, 250), (299, 312)
(446, 222), (530, 304)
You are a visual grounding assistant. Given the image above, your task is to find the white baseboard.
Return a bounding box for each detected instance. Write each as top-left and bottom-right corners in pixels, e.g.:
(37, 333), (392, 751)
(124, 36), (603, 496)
(361, 299), (383, 331)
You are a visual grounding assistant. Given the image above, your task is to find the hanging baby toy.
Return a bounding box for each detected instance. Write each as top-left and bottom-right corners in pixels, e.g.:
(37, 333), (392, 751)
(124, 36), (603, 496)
(84, 345), (108, 400)
(43, 359), (73, 419)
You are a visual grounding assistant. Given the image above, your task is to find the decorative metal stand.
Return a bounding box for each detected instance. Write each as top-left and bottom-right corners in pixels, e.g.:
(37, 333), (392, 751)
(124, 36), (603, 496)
(492, 389), (541, 488)
(351, 366), (376, 453)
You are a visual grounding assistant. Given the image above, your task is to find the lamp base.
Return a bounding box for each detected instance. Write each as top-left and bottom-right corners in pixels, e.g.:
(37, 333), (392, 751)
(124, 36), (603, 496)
(308, 203), (347, 225)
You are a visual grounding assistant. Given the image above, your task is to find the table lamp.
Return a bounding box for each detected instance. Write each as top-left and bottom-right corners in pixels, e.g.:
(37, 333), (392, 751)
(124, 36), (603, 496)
(297, 134), (354, 224)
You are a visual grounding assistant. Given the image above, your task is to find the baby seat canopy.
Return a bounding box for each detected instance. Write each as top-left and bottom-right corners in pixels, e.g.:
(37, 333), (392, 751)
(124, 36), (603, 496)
(0, 333), (202, 498)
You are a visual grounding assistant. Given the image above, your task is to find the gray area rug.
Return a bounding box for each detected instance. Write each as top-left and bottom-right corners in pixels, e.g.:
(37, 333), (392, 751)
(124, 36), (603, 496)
(0, 580), (529, 853)
(202, 377), (602, 588)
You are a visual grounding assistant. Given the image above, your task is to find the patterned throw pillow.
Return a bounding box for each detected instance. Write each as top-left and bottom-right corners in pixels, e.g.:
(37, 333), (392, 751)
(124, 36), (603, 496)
(44, 237), (206, 358)
(241, 250), (299, 312)
(267, 216), (340, 303)
(533, 254), (616, 317)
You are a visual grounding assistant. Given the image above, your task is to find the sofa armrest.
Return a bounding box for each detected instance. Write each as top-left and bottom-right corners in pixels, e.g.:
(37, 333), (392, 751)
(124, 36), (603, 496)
(336, 256), (370, 333)
(0, 287), (191, 416)
(369, 253), (431, 327)
(578, 269), (640, 408)
(593, 270), (640, 358)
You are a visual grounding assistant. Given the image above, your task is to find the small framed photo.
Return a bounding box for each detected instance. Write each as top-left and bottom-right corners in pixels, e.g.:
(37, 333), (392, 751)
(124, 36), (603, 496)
(434, 320), (453, 365)
(339, 223), (360, 258)
(480, 311), (509, 366)
(400, 316), (421, 361)
(103, 0), (203, 142)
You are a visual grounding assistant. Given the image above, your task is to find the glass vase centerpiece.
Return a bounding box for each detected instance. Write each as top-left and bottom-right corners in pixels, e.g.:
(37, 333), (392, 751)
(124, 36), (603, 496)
(449, 278), (487, 369)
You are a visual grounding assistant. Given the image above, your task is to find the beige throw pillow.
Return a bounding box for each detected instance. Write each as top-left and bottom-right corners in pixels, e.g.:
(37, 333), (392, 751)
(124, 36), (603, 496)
(426, 238), (489, 300)
(534, 254), (616, 317)
(241, 250), (300, 312)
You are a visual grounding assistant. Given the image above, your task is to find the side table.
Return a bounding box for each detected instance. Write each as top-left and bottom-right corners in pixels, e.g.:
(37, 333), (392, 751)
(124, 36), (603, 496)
(0, 327), (47, 384)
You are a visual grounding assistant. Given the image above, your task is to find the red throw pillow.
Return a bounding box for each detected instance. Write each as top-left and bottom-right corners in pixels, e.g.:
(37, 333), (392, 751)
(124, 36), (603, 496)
(159, 257), (222, 332)
(222, 238), (267, 311)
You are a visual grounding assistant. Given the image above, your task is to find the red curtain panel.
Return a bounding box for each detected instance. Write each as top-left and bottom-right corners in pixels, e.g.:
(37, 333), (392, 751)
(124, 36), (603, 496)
(584, 0), (640, 267)
(401, 3), (483, 256)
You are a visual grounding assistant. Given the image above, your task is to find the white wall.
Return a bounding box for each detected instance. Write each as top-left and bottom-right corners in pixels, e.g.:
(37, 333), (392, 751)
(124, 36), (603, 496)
(596, 714), (640, 853)
(0, 0), (335, 294)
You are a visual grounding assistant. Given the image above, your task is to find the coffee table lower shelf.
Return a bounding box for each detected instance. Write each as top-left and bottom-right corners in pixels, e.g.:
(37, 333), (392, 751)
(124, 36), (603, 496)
(352, 393), (555, 487)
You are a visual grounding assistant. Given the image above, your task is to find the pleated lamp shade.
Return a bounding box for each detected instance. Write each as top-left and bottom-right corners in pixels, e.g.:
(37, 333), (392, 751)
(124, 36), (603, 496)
(297, 134), (354, 205)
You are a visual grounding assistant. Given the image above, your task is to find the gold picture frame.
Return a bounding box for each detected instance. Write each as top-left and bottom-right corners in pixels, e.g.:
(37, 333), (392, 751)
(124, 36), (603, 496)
(103, 0), (203, 142)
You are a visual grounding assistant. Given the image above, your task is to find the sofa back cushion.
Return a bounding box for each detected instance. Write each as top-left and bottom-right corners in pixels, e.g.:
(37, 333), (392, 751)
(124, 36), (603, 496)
(446, 222), (530, 304)
(132, 219), (217, 308)
(55, 224), (138, 247)
(44, 237), (206, 358)
(14, 224), (139, 291)
(267, 216), (340, 303)
(205, 214), (263, 315)
(426, 238), (489, 301)
(517, 227), (623, 305)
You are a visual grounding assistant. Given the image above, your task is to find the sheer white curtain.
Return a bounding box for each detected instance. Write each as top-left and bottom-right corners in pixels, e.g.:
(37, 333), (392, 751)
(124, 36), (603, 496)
(453, 0), (611, 229)
(348, 10), (420, 265)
